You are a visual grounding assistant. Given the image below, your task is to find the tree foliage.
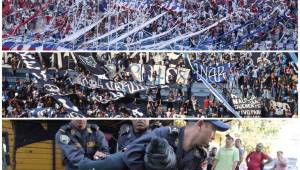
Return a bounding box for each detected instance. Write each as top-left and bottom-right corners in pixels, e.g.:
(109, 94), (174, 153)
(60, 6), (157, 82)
(228, 120), (287, 154)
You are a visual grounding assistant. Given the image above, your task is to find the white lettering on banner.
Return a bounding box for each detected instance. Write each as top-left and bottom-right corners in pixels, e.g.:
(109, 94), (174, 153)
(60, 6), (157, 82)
(110, 91), (125, 100)
(167, 53), (181, 60)
(129, 64), (190, 85)
(153, 54), (163, 63)
(22, 54), (35, 60)
(94, 74), (108, 80)
(125, 82), (135, 93)
(22, 60), (41, 70)
(21, 54), (47, 80)
(72, 75), (149, 97)
(128, 82), (147, 93)
(231, 94), (262, 117)
(119, 82), (145, 94)
(234, 104), (261, 110)
(114, 82), (124, 92)
(40, 70), (47, 80)
(105, 82), (115, 91)
(217, 66), (225, 82)
(198, 65), (227, 82)
(208, 67), (217, 82)
(176, 67), (190, 84)
(239, 110), (261, 117)
(130, 63), (142, 82)
(32, 73), (42, 80)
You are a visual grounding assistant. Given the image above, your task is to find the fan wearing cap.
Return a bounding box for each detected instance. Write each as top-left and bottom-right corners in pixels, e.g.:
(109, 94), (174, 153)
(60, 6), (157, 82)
(212, 133), (239, 170)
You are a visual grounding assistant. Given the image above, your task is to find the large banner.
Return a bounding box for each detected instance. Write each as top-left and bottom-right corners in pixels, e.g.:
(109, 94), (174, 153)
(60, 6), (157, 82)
(231, 94), (262, 117)
(192, 63), (234, 83)
(20, 53), (82, 117)
(129, 64), (190, 85)
(71, 75), (148, 93)
(269, 100), (292, 116)
(75, 53), (109, 79)
(183, 53), (240, 117)
(43, 83), (81, 115)
(70, 75), (151, 102)
(20, 53), (48, 81)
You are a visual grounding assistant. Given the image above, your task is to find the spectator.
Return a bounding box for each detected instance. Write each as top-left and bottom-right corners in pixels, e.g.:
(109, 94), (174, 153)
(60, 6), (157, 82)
(212, 134), (239, 170)
(235, 138), (245, 170)
(2, 0), (297, 50)
(2, 52), (298, 118)
(246, 143), (272, 170)
(207, 147), (217, 170)
(272, 151), (288, 170)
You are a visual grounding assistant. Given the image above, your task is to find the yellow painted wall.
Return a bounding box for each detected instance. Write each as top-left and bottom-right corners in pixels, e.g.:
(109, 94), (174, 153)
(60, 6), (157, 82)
(3, 121), (64, 170)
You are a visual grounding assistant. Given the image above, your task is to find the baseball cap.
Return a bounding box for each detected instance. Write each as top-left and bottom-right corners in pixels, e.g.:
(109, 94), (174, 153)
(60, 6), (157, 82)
(225, 133), (235, 140)
(206, 120), (230, 132)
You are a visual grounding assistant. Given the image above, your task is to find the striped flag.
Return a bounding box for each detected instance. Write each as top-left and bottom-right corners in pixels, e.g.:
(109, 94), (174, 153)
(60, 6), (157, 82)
(2, 41), (16, 50)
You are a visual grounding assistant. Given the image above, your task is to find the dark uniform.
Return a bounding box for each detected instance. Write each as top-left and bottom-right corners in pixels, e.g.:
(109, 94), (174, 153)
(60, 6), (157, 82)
(78, 126), (206, 170)
(117, 123), (151, 151)
(55, 123), (109, 170)
(123, 126), (208, 170)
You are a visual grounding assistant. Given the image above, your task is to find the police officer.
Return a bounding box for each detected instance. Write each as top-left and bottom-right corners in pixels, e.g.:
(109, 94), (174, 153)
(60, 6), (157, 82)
(78, 120), (229, 170)
(122, 120), (230, 170)
(117, 120), (151, 151)
(55, 120), (109, 170)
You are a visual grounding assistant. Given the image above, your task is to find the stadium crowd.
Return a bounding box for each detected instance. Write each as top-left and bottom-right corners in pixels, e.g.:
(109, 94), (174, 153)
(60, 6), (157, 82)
(2, 0), (297, 50)
(2, 52), (298, 118)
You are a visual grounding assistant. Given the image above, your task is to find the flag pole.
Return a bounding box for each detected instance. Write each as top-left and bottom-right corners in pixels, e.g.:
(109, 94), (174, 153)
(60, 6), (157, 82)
(97, 0), (99, 50)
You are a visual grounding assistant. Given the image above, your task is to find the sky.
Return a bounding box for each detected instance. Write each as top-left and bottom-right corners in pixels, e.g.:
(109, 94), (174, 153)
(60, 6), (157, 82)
(270, 119), (300, 167)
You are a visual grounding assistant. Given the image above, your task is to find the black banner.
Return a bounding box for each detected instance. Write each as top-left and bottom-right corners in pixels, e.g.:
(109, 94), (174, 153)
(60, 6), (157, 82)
(20, 53), (48, 81)
(74, 53), (109, 79)
(231, 94), (262, 117)
(20, 53), (83, 117)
